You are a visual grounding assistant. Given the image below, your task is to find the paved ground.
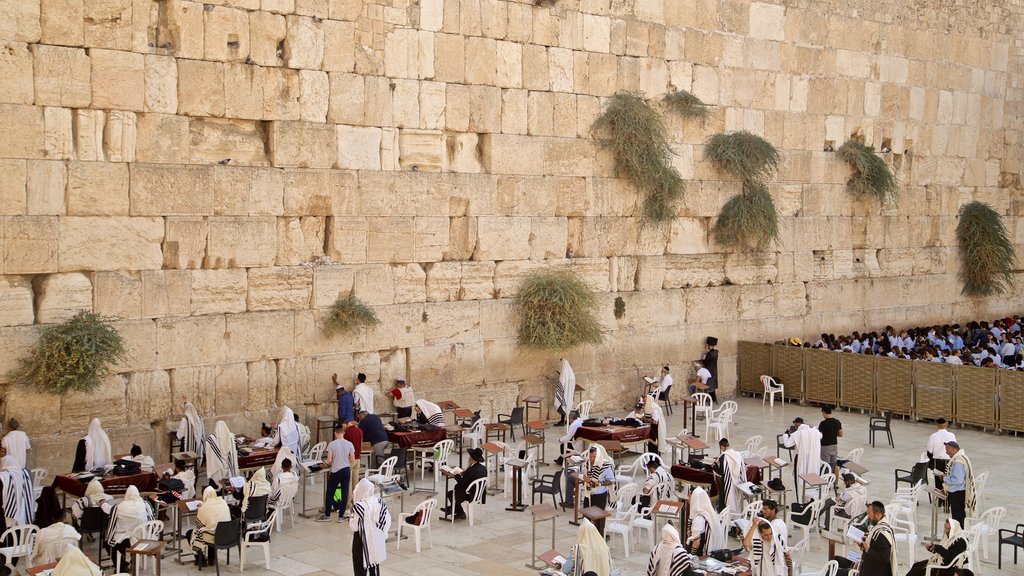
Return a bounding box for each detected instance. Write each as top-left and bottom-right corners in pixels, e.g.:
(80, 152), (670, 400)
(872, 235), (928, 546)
(95, 395), (1021, 575)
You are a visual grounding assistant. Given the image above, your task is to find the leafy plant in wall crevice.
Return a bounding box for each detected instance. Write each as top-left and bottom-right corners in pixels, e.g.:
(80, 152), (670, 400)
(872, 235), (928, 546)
(10, 311), (128, 395)
(592, 92), (684, 222)
(705, 131), (783, 251)
(956, 201), (1016, 296)
(515, 269), (604, 351)
(704, 131), (780, 184)
(322, 295), (380, 336)
(836, 140), (898, 203)
(663, 89), (711, 121)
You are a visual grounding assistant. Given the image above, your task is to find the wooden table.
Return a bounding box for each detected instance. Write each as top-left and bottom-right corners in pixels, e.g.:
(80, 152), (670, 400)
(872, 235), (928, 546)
(576, 424), (651, 445)
(26, 562), (58, 575)
(53, 470), (159, 498)
(484, 422), (511, 443)
(238, 447), (279, 471)
(437, 400), (460, 426)
(387, 427), (447, 448)
(454, 408), (474, 427)
(128, 539), (166, 575)
(523, 396), (544, 425)
(580, 505), (611, 534)
(526, 503), (560, 570)
(315, 415), (337, 444)
(798, 472), (828, 502)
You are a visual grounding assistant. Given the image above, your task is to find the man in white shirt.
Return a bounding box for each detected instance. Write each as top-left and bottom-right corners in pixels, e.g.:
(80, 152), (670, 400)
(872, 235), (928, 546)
(554, 411), (583, 467)
(690, 363), (712, 395)
(1, 419), (31, 468)
(657, 366), (673, 395)
(926, 418), (956, 488)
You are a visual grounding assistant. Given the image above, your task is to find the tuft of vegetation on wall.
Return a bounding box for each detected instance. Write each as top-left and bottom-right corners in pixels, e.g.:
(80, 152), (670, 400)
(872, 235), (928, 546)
(515, 269), (604, 351)
(713, 181), (782, 251)
(956, 201), (1016, 296)
(592, 92), (684, 222)
(704, 131), (780, 184)
(11, 311), (128, 395)
(663, 89), (711, 120)
(836, 140), (898, 202)
(323, 295), (380, 336)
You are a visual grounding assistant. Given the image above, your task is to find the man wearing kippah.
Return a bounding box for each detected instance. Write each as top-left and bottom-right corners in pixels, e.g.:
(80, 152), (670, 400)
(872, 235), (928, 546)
(1, 418), (30, 468)
(926, 418), (956, 488)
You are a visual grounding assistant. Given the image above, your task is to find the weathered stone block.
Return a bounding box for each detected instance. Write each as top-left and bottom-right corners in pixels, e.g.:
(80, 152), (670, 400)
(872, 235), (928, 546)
(204, 5), (250, 63)
(0, 159), (25, 215)
(226, 311), (295, 361)
(312, 265), (354, 307)
(177, 59), (224, 117)
(90, 48), (144, 111)
(473, 216), (531, 260)
(188, 118), (267, 166)
(0, 276), (33, 326)
(276, 356), (313, 406)
(667, 218), (710, 254)
(276, 216), (325, 265)
(249, 11), (286, 67)
(0, 104), (44, 160)
(26, 160), (65, 216)
(134, 113), (187, 164)
(40, 0), (83, 46)
(126, 370), (172, 425)
(284, 15), (323, 69)
(269, 121), (336, 168)
(59, 217), (164, 271)
(248, 266), (312, 310)
(322, 19), (355, 72)
(92, 271), (141, 319)
(337, 125), (382, 170)
(0, 43), (33, 105)
(62, 375), (127, 430)
(3, 216), (58, 273)
(190, 269), (246, 315)
(141, 270), (190, 318)
(82, 0), (132, 49)
(530, 217), (568, 259)
(206, 216), (276, 268)
(246, 359), (276, 410)
(144, 54), (177, 114)
(398, 129), (443, 172)
(158, 315), (227, 369)
(391, 263), (426, 304)
(324, 216), (367, 263)
(298, 70), (328, 122)
(130, 164), (213, 215)
(66, 162), (128, 216)
(34, 272), (92, 323)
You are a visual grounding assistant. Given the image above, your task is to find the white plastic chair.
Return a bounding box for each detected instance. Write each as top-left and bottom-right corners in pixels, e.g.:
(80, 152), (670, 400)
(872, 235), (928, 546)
(633, 484), (671, 551)
(760, 375), (784, 406)
(844, 447), (864, 464)
(789, 537), (810, 574)
(964, 505), (1005, 561)
(305, 442), (327, 485)
(887, 502), (917, 568)
(973, 471), (988, 509)
(502, 444), (536, 497)
(706, 401), (737, 443)
(274, 478), (300, 532)
(0, 524), (38, 570)
(791, 498), (827, 544)
(799, 559), (838, 576)
(366, 456), (398, 485)
(692, 393), (714, 421)
(577, 400), (594, 419)
(741, 436), (763, 457)
(30, 468), (47, 499)
(418, 439), (454, 483)
(115, 519), (163, 575)
(615, 452), (660, 484)
(462, 418), (488, 450)
(605, 484), (639, 556)
(398, 498), (437, 553)
(728, 500), (764, 538)
(240, 510), (277, 571)
(461, 477), (488, 526)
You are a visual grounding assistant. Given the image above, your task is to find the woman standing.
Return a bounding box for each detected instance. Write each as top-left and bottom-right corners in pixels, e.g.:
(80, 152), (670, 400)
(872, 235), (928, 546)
(349, 479), (391, 576)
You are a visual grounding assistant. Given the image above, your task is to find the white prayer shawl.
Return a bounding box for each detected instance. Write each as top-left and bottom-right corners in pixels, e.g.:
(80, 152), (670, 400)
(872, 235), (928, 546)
(192, 487), (231, 550)
(269, 471), (299, 508)
(0, 455), (35, 526)
(72, 479), (111, 520)
(720, 448), (746, 515)
(644, 394), (668, 454)
(176, 402), (206, 464)
(173, 469), (197, 499)
(1, 430), (30, 468)
(296, 421), (311, 453)
(574, 518), (612, 576)
(105, 486), (153, 545)
(205, 421), (239, 481)
(555, 358), (576, 412)
(786, 424), (822, 487)
(52, 545), (101, 576)
(353, 383), (375, 415)
(688, 487), (725, 552)
(930, 519), (962, 566)
(271, 446), (300, 478)
(647, 524), (691, 576)
(129, 454), (155, 469)
(31, 521), (80, 564)
(866, 518), (898, 576)
(949, 449), (977, 515)
(275, 406), (303, 459)
(242, 467), (272, 513)
(84, 418), (113, 469)
(415, 400), (446, 427)
(349, 479), (391, 568)
(749, 522), (787, 576)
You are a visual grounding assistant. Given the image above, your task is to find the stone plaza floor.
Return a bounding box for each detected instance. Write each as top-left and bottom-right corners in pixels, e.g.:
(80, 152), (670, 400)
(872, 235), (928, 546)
(127, 396), (1021, 575)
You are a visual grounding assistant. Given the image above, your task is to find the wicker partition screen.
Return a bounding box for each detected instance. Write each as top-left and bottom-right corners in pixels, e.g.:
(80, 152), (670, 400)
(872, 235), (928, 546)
(738, 341), (772, 396)
(953, 365), (996, 428)
(804, 349), (839, 405)
(999, 370), (1024, 432)
(914, 362), (954, 420)
(839, 354), (875, 410)
(771, 345), (804, 402)
(876, 357), (913, 415)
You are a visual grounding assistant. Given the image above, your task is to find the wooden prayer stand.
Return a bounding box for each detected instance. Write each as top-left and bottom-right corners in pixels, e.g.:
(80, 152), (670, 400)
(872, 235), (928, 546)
(524, 434), (543, 474)
(453, 408), (475, 427)
(527, 420), (548, 464)
(798, 472), (827, 503)
(573, 386), (585, 409)
(505, 458), (528, 512)
(537, 549), (566, 571)
(174, 498), (202, 564)
(445, 425), (465, 468)
(165, 431), (182, 464)
(170, 451), (199, 474)
(26, 562), (58, 576)
(523, 396), (544, 424)
(437, 400), (459, 426)
(580, 506), (611, 535)
(652, 499), (686, 534)
(481, 442), (503, 495)
(677, 396), (699, 437)
(128, 539), (166, 576)
(526, 503), (561, 570)
(842, 461), (869, 476)
(485, 422), (511, 443)
(314, 415), (337, 444)
(569, 469), (583, 526)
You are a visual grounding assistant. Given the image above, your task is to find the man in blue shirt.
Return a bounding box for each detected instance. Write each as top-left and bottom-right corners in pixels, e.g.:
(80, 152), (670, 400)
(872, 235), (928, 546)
(334, 373), (354, 423)
(356, 410), (389, 468)
(942, 440), (974, 525)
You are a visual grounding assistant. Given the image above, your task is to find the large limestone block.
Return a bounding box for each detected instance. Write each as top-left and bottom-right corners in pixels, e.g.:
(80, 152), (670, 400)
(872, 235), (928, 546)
(226, 311), (296, 362)
(262, 66), (301, 119)
(100, 110), (136, 162)
(322, 20), (355, 72)
(169, 365), (216, 414)
(248, 11), (286, 67)
(177, 59), (225, 117)
(434, 32), (464, 83)
(492, 259), (547, 298)
(391, 263), (426, 304)
(82, 0), (132, 49)
(144, 55), (178, 114)
(34, 272), (92, 323)
(190, 268), (246, 315)
(212, 362), (248, 414)
(530, 217), (568, 259)
(141, 270), (191, 318)
(93, 271), (141, 319)
(134, 113), (188, 164)
(62, 374), (127, 430)
(126, 370), (172, 425)
(130, 164), (213, 215)
(163, 217), (207, 269)
(59, 217), (163, 271)
(211, 165), (284, 216)
(414, 216), (449, 262)
(3, 385), (58, 435)
(424, 301), (481, 346)
(157, 1), (204, 59)
(326, 73), (363, 124)
(188, 118), (267, 165)
(361, 303), (425, 350)
(424, 261), (460, 302)
(158, 315), (226, 369)
(282, 168), (356, 215)
(337, 125), (382, 170)
(3, 216), (58, 273)
(248, 266), (313, 310)
(0, 104), (44, 160)
(0, 324), (40, 384)
(276, 356), (313, 406)
(298, 70), (328, 122)
(40, 0), (83, 45)
(351, 263), (393, 306)
(204, 5), (250, 63)
(667, 218), (709, 254)
(324, 217), (367, 263)
(0, 276), (33, 326)
(246, 360), (277, 410)
(206, 216), (276, 268)
(269, 121), (336, 168)
(365, 216), (415, 263)
(276, 216), (325, 265)
(0, 0), (37, 45)
(312, 265), (354, 307)
(473, 216), (531, 260)
(284, 15), (323, 69)
(663, 254), (727, 289)
(26, 160), (66, 216)
(0, 42), (33, 105)
(67, 162), (128, 216)
(90, 48), (144, 111)
(0, 159), (26, 215)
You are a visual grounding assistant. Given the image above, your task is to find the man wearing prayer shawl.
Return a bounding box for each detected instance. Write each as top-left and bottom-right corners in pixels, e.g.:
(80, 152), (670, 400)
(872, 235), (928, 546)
(554, 358), (576, 426)
(834, 501), (896, 576)
(188, 487), (231, 567)
(942, 441), (976, 526)
(52, 546), (101, 576)
(73, 418), (113, 472)
(582, 445), (615, 535)
(414, 399), (446, 427)
(274, 406), (303, 459)
(742, 517), (788, 576)
(646, 524), (693, 576)
(560, 519), (613, 576)
(31, 489), (80, 564)
(685, 487), (725, 556)
(104, 486), (154, 573)
(205, 421), (240, 482)
(906, 518), (967, 576)
(782, 417), (822, 497)
(127, 444), (155, 469)
(176, 402), (205, 465)
(0, 455), (35, 526)
(353, 373), (376, 415)
(644, 394), (668, 455)
(1, 419), (30, 468)
(72, 479), (111, 521)
(349, 478), (391, 576)
(237, 467), (271, 517)
(295, 413), (311, 454)
(271, 446), (300, 479)
(713, 438), (745, 515)
(269, 458), (299, 511)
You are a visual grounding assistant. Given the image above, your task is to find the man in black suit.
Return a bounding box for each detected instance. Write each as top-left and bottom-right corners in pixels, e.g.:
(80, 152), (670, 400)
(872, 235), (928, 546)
(442, 447), (487, 520)
(702, 336), (719, 402)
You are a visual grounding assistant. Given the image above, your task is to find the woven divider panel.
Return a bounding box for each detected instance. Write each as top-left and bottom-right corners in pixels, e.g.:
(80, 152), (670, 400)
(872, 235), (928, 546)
(998, 371), (1024, 432)
(953, 365), (996, 428)
(804, 349), (839, 405)
(738, 341), (772, 395)
(839, 354), (875, 410)
(914, 362), (954, 420)
(876, 357), (913, 415)
(771, 345), (804, 402)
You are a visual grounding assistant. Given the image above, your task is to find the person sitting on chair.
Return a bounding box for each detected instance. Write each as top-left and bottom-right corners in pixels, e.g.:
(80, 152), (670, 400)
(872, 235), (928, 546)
(906, 518), (966, 576)
(441, 447), (487, 520)
(554, 410), (583, 467)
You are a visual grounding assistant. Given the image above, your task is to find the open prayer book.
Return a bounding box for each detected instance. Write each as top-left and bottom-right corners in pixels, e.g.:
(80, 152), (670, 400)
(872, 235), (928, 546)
(847, 524), (865, 544)
(186, 500), (202, 512)
(440, 465), (463, 475)
(644, 376), (658, 384)
(228, 476), (245, 489)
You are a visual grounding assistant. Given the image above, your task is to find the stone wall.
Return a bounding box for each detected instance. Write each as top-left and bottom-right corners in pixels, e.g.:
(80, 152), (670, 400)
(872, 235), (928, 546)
(1, 0), (1023, 473)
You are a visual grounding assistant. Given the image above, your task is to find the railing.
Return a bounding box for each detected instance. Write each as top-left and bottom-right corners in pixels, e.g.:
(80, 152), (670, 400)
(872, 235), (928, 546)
(736, 341), (1019, 432)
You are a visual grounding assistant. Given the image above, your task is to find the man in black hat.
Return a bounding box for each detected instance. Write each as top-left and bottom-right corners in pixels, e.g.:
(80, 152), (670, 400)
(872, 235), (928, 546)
(442, 447), (487, 520)
(702, 337), (719, 402)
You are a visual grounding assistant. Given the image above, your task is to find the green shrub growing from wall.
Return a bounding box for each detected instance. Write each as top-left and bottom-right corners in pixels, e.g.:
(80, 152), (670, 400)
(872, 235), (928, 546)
(515, 269), (603, 351)
(836, 140), (898, 202)
(663, 89), (711, 120)
(956, 201), (1016, 296)
(704, 131), (780, 184)
(713, 181), (782, 251)
(323, 295), (380, 336)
